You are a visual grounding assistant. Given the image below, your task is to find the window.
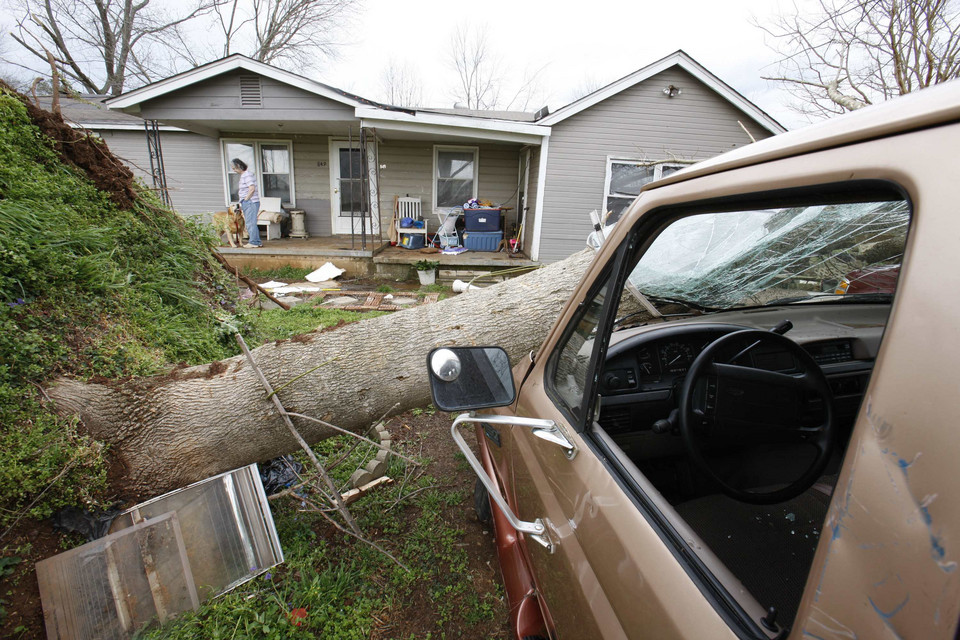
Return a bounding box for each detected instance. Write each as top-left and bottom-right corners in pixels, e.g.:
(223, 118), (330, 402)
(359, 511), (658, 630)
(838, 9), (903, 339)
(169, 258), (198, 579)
(434, 146), (478, 209)
(604, 160), (687, 223)
(549, 273), (613, 424)
(222, 140), (295, 206)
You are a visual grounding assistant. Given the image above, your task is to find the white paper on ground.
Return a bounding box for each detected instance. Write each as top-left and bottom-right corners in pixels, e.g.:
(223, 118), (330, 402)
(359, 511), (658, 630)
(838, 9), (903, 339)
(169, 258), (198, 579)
(260, 281), (288, 289)
(272, 285), (323, 294)
(306, 262), (346, 282)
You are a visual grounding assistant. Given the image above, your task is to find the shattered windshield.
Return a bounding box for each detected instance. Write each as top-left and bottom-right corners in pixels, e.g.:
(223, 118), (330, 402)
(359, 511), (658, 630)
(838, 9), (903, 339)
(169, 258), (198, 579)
(629, 198), (909, 309)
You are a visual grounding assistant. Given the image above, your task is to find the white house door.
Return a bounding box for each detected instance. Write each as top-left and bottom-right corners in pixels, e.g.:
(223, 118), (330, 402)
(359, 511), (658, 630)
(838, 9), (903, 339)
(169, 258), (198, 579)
(330, 141), (378, 236)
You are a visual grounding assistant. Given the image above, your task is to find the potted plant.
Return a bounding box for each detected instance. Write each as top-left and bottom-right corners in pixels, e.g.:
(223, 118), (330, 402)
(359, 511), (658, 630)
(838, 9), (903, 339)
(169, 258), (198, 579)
(413, 259), (439, 285)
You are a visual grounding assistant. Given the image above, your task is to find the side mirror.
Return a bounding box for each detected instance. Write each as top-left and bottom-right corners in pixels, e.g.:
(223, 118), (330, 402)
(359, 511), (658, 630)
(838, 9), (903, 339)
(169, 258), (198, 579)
(427, 347), (516, 411)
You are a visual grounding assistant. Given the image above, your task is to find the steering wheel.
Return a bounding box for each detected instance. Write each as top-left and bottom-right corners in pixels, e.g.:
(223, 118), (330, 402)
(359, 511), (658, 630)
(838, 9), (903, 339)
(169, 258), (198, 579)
(678, 329), (835, 505)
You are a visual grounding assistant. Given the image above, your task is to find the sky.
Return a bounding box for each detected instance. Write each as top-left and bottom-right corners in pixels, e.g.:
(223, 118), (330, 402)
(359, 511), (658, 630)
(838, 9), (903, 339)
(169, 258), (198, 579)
(320, 0), (807, 129)
(0, 0), (810, 129)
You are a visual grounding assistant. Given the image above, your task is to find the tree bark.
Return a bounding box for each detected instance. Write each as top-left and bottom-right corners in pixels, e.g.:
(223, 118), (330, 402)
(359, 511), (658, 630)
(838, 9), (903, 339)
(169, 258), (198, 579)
(47, 250), (595, 495)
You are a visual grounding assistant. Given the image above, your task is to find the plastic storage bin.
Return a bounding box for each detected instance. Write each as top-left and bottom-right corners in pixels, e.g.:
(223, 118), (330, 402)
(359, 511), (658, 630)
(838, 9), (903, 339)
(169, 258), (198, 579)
(463, 230), (503, 252)
(399, 233), (426, 249)
(463, 209), (501, 232)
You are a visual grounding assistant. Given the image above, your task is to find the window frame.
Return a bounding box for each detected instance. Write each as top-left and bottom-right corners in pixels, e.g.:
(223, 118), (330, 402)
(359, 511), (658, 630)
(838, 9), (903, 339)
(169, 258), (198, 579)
(602, 158), (688, 223)
(433, 145), (479, 211)
(220, 139), (296, 207)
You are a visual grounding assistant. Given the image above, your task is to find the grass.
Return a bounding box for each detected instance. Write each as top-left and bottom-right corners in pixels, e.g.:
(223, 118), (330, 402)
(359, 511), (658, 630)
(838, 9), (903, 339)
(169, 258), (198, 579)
(242, 265), (314, 282)
(244, 302), (385, 344)
(140, 423), (502, 639)
(0, 90), (241, 526)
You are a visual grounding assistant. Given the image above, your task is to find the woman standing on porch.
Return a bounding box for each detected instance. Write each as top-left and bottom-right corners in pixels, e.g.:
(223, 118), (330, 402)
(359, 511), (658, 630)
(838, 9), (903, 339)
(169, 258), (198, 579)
(232, 158), (261, 248)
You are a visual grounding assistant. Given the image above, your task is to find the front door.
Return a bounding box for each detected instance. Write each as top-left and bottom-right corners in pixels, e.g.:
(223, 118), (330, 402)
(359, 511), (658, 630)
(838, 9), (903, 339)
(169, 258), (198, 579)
(330, 141), (377, 236)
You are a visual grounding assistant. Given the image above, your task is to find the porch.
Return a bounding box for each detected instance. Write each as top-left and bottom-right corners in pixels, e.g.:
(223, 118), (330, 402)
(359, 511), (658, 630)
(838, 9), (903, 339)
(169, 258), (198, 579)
(218, 235), (539, 281)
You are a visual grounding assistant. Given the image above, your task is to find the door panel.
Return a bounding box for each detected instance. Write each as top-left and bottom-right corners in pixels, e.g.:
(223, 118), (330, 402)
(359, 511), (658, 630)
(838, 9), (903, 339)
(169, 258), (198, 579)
(330, 141), (376, 235)
(508, 379), (734, 639)
(502, 255), (735, 638)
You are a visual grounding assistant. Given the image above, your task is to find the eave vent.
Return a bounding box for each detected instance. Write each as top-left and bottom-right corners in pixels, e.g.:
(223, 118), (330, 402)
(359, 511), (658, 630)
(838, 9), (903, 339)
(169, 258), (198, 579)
(239, 75), (262, 108)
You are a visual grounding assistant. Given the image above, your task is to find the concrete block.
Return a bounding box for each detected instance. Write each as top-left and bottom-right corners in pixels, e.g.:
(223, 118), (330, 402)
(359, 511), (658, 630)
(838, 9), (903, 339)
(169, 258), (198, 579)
(350, 468), (373, 488)
(365, 457), (389, 478)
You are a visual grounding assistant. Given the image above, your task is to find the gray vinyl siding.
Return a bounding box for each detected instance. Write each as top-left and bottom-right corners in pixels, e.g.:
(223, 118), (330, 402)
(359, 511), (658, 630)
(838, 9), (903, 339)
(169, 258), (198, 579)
(377, 141), (524, 232)
(378, 141), (433, 225)
(137, 70), (356, 122)
(98, 130), (223, 219)
(538, 67), (774, 262)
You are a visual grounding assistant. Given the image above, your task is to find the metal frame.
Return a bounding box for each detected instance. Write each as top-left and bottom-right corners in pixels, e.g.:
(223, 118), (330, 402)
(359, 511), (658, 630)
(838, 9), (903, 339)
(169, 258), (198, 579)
(144, 120), (171, 207)
(450, 412), (579, 552)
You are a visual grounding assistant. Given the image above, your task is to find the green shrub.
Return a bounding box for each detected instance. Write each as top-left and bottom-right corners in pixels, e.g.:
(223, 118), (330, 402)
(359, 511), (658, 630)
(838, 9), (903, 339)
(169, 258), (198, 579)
(0, 89), (239, 523)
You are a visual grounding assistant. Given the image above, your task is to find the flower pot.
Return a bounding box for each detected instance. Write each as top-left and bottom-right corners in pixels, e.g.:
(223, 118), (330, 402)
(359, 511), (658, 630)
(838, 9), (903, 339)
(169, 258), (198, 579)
(417, 269), (436, 285)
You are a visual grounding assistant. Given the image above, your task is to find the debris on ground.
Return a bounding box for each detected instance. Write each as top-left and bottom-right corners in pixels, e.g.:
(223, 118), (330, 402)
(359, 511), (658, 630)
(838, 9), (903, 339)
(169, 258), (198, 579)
(321, 291), (441, 311)
(36, 464), (283, 639)
(259, 455), (304, 495)
(305, 262), (346, 282)
(51, 506), (122, 542)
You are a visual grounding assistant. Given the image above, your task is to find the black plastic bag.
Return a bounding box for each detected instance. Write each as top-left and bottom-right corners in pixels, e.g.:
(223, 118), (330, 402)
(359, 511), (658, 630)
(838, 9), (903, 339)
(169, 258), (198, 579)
(52, 506), (122, 541)
(259, 455), (303, 495)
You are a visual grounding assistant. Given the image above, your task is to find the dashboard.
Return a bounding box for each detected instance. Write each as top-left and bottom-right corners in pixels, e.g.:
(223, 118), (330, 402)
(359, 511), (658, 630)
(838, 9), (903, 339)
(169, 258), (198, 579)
(597, 304), (889, 436)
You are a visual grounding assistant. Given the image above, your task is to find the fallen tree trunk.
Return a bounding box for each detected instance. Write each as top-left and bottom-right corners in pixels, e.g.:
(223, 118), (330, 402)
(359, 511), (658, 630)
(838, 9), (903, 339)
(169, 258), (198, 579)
(48, 250), (596, 495)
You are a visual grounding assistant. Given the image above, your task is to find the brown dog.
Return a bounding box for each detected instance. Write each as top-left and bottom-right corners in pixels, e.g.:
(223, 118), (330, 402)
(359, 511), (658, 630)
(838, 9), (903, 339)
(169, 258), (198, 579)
(212, 204), (246, 247)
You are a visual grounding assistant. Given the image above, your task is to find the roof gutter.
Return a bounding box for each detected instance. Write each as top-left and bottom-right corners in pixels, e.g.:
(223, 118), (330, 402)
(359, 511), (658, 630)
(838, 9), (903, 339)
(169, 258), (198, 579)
(355, 106), (550, 143)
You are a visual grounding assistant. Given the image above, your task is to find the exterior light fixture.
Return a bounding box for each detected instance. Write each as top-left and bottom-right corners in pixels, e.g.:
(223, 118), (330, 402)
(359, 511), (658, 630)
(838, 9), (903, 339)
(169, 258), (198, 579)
(663, 85), (682, 98)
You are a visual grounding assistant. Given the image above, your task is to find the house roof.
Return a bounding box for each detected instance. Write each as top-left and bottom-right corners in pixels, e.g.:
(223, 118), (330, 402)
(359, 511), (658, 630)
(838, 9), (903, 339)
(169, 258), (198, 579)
(101, 51), (781, 144)
(418, 107), (539, 123)
(105, 54), (401, 112)
(39, 95), (186, 131)
(536, 50), (785, 134)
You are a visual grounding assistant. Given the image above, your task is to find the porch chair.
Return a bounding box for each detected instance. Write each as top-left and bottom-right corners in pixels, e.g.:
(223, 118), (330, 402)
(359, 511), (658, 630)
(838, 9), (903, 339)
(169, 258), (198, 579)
(394, 197), (429, 246)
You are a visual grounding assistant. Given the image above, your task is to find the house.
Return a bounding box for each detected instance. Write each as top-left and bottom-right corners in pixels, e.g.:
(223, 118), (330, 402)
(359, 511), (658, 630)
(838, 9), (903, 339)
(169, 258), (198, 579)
(93, 50), (782, 264)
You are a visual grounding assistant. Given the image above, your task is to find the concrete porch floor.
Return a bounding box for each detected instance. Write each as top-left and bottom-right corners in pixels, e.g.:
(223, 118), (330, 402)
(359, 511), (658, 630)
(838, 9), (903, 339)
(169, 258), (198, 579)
(217, 235), (539, 281)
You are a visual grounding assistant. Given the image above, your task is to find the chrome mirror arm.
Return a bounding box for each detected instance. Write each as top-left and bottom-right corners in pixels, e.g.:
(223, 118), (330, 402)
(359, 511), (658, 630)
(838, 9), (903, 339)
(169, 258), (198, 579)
(450, 412), (570, 552)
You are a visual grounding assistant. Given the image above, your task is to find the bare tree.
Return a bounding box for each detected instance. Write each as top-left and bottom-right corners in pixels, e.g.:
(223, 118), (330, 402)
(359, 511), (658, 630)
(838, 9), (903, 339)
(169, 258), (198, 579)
(378, 58), (424, 107)
(10, 0), (220, 95)
(447, 22), (546, 111)
(48, 251), (597, 494)
(448, 22), (501, 109)
(251, 0), (356, 67)
(569, 73), (603, 101)
(6, 0), (358, 96)
(760, 0), (960, 118)
(208, 0), (357, 69)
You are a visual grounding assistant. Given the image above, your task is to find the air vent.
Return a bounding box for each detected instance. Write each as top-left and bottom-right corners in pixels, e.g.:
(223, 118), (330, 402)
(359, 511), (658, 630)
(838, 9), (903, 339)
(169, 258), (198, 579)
(239, 75), (262, 108)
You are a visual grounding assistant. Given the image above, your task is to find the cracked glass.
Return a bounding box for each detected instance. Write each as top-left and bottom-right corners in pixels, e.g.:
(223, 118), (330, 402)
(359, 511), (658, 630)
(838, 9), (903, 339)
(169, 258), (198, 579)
(628, 198), (909, 309)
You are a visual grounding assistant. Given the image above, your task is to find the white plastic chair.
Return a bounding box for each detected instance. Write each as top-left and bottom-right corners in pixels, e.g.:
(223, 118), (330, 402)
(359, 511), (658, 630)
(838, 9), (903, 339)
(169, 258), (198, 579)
(395, 197), (429, 244)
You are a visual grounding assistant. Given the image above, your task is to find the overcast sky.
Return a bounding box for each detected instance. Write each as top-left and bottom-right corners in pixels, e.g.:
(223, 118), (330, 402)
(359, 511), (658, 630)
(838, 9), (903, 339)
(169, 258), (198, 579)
(0, 0), (810, 129)
(322, 0), (806, 128)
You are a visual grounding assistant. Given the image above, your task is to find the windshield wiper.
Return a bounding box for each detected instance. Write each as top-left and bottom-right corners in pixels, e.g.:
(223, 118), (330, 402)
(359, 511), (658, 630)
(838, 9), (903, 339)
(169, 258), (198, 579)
(768, 292), (894, 305)
(614, 295), (712, 330)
